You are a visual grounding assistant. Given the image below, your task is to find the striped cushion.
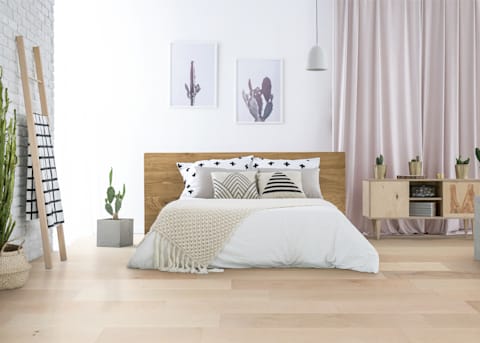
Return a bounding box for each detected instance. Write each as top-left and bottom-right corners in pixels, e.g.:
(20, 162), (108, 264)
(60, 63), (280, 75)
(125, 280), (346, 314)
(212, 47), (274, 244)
(212, 171), (259, 199)
(257, 171), (306, 198)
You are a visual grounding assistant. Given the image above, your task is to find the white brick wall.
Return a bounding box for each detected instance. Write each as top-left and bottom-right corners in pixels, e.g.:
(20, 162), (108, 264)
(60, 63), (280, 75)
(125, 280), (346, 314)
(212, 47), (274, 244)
(0, 0), (54, 261)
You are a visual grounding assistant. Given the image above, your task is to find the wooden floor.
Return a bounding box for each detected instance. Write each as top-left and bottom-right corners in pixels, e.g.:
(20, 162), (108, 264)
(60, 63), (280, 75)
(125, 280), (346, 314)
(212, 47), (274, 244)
(1, 236), (480, 342)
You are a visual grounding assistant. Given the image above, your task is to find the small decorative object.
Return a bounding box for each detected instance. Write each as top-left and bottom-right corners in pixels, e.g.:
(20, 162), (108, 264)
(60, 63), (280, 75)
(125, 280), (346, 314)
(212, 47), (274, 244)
(374, 154), (386, 179)
(409, 202), (436, 217)
(170, 41), (217, 108)
(436, 173), (444, 179)
(397, 175), (425, 179)
(475, 147), (480, 165)
(236, 59), (283, 124)
(0, 66), (30, 290)
(410, 184), (436, 198)
(97, 168), (133, 247)
(409, 155), (422, 176)
(455, 155), (470, 179)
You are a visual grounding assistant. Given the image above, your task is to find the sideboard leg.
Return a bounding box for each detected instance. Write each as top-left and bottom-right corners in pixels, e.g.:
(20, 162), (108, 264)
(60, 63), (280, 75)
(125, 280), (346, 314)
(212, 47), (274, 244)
(472, 219), (475, 241)
(464, 219), (470, 238)
(372, 220), (381, 240)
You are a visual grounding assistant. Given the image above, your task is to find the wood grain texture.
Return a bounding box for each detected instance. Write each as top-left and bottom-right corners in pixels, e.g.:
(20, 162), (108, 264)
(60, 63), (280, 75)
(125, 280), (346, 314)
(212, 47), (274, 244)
(144, 152), (345, 233)
(16, 36), (53, 269)
(1, 236), (480, 343)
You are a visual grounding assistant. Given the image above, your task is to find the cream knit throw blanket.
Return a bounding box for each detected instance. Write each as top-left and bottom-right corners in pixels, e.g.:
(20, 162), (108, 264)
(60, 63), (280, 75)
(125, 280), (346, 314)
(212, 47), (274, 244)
(151, 199), (330, 274)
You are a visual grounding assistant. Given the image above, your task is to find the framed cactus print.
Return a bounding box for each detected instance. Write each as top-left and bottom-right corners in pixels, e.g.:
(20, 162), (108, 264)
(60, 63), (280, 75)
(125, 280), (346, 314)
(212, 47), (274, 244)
(236, 59), (283, 124)
(170, 41), (218, 108)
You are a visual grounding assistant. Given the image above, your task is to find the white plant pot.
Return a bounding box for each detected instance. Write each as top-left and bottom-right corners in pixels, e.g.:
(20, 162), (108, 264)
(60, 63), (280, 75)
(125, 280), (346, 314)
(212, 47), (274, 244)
(97, 218), (134, 247)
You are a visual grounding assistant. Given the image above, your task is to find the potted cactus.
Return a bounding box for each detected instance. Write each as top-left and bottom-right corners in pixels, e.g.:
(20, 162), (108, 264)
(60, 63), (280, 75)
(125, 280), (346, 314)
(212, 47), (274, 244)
(374, 154), (386, 179)
(97, 168), (133, 247)
(0, 66), (31, 290)
(409, 155), (422, 176)
(455, 155), (470, 179)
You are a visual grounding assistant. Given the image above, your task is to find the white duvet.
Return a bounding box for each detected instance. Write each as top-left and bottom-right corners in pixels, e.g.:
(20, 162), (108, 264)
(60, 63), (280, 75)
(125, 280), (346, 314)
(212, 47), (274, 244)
(128, 199), (379, 273)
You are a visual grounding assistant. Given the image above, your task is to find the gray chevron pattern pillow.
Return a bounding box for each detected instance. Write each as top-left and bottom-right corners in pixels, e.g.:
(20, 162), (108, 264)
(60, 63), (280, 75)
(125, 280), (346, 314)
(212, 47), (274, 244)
(211, 171), (259, 199)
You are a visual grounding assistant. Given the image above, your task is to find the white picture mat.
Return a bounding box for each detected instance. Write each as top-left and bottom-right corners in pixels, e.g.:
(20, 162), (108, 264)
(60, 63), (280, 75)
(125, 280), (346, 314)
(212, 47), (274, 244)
(235, 59), (283, 124)
(170, 41), (217, 108)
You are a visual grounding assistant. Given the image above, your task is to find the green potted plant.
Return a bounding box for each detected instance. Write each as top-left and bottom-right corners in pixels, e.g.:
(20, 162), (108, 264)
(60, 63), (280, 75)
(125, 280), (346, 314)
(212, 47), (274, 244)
(97, 168), (133, 247)
(374, 154), (386, 179)
(409, 155), (422, 176)
(0, 66), (31, 290)
(455, 155), (470, 179)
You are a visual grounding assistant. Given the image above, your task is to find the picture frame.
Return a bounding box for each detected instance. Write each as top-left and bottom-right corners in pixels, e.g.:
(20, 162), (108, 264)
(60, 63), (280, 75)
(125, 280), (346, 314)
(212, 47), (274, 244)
(235, 58), (283, 124)
(170, 41), (218, 108)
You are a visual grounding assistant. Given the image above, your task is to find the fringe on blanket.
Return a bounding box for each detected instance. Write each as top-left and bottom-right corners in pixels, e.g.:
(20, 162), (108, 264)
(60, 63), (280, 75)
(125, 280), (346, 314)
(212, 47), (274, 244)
(153, 232), (223, 274)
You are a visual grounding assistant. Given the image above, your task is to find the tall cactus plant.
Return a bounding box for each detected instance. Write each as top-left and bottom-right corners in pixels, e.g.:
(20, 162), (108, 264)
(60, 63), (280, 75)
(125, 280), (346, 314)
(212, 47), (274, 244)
(0, 66), (17, 249)
(184, 61), (201, 106)
(105, 168), (125, 220)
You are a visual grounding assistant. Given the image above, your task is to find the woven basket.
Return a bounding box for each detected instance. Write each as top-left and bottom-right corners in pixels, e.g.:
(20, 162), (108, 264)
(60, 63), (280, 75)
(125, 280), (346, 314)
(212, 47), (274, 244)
(0, 241), (31, 290)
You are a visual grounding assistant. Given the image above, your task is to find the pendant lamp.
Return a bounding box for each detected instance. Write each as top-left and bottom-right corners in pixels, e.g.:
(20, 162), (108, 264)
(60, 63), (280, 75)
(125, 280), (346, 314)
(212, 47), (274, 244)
(306, 0), (327, 71)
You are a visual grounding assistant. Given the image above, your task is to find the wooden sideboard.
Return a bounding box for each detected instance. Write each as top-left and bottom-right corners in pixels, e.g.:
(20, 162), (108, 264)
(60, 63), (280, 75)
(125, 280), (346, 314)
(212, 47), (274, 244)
(362, 179), (480, 239)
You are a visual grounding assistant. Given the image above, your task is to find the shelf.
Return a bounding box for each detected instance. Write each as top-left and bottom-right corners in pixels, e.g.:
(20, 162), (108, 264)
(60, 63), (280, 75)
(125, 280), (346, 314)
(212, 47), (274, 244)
(408, 216), (444, 219)
(409, 197), (442, 201)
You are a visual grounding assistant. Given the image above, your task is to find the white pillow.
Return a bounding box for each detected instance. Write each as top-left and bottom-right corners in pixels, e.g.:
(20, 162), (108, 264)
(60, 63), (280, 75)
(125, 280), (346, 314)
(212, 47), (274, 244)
(252, 157), (320, 169)
(257, 171), (306, 199)
(252, 157), (322, 198)
(212, 171), (259, 199)
(177, 156), (254, 198)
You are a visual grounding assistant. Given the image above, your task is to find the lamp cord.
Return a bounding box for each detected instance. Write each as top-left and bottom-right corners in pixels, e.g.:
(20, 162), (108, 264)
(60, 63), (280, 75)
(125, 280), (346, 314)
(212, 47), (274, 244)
(315, 0), (318, 45)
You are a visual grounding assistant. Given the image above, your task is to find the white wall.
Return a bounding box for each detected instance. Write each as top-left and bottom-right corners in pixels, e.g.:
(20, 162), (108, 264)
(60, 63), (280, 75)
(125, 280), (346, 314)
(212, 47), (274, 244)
(0, 0), (54, 260)
(55, 0), (333, 236)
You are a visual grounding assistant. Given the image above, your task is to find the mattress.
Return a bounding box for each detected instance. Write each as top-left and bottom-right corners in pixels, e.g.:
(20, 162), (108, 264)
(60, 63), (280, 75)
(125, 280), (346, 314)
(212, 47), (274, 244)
(128, 199), (379, 273)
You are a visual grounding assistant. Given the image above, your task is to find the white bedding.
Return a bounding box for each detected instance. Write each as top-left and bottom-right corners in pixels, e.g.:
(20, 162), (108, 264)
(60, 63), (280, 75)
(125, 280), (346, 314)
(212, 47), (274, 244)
(128, 199), (379, 273)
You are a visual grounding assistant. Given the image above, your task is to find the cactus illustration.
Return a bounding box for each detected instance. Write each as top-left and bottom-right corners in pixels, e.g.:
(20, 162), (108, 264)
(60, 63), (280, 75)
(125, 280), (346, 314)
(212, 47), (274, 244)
(184, 61), (201, 106)
(105, 168), (126, 220)
(242, 77), (274, 122)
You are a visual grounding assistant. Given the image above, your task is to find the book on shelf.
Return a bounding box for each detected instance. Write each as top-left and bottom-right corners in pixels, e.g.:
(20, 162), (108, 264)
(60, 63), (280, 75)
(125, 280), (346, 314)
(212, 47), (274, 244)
(397, 175), (426, 179)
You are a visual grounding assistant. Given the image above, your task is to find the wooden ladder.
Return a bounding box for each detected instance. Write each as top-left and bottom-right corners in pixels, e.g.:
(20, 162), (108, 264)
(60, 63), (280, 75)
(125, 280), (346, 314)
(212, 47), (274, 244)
(16, 35), (67, 269)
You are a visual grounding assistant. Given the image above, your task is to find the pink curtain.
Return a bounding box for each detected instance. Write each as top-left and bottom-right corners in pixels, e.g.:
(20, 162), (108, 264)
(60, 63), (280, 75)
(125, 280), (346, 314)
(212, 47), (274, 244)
(333, 0), (480, 235)
(422, 0), (480, 233)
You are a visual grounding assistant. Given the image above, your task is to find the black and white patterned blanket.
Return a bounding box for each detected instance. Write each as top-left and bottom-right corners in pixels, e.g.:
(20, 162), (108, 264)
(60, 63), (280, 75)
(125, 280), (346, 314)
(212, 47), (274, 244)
(26, 113), (64, 228)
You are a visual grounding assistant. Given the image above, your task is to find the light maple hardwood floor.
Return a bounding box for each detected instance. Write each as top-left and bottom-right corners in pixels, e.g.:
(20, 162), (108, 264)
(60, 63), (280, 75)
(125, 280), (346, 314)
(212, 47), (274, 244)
(1, 236), (480, 343)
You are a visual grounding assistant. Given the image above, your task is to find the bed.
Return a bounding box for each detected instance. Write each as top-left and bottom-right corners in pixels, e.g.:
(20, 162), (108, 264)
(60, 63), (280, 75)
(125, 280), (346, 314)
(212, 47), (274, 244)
(129, 152), (379, 273)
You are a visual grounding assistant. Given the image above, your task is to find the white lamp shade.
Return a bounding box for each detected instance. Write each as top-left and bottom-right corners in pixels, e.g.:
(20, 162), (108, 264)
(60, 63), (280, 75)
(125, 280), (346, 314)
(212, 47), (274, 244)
(306, 45), (327, 71)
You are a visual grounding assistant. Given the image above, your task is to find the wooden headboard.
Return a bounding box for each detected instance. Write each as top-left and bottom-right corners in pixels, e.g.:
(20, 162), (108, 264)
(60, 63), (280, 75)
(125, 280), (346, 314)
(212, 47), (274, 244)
(144, 152), (345, 233)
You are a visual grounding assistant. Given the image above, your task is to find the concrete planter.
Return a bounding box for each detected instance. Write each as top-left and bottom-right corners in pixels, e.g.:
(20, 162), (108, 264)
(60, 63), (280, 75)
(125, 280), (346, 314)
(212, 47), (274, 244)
(97, 218), (133, 247)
